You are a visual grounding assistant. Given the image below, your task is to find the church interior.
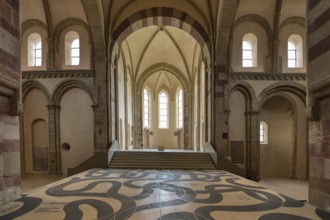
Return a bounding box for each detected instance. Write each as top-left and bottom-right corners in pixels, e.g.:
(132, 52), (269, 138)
(0, 0), (330, 219)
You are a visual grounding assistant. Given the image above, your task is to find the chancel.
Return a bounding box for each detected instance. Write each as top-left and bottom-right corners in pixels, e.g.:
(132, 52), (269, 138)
(0, 0), (330, 219)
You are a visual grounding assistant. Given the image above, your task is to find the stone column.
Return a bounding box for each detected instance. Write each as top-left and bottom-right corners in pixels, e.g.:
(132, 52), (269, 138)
(184, 91), (192, 149)
(133, 91), (142, 148)
(47, 37), (54, 70)
(196, 69), (201, 151)
(124, 67), (128, 149)
(272, 39), (281, 73)
(0, 0), (22, 204)
(291, 110), (298, 179)
(213, 65), (229, 156)
(246, 111), (260, 181)
(47, 105), (62, 174)
(94, 58), (108, 152)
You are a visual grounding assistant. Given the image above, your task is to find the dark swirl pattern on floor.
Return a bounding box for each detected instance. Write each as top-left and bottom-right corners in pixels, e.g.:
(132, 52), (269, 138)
(0, 169), (329, 219)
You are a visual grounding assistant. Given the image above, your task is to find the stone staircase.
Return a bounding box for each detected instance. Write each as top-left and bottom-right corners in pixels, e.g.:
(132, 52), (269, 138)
(109, 151), (216, 170)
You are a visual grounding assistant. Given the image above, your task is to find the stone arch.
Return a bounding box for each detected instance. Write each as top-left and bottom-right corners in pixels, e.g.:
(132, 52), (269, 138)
(260, 91), (298, 113)
(257, 82), (306, 109)
(111, 7), (211, 62)
(51, 79), (97, 106)
(21, 21), (49, 69)
(258, 90), (305, 179)
(22, 80), (51, 103)
(233, 14), (273, 41)
(53, 18), (93, 67)
(54, 18), (92, 49)
(227, 82), (258, 177)
(156, 86), (174, 102)
(31, 118), (49, 172)
(230, 14), (274, 71)
(21, 19), (47, 36)
(228, 81), (257, 111)
(136, 63), (190, 95)
(279, 16), (306, 34)
(143, 83), (154, 101)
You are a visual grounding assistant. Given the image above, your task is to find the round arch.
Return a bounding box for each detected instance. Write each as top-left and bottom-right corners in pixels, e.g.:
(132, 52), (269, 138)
(21, 19), (47, 36)
(22, 80), (51, 103)
(279, 16), (306, 34)
(53, 17), (93, 49)
(228, 81), (257, 112)
(232, 14), (273, 41)
(51, 79), (97, 106)
(257, 82), (306, 109)
(111, 7), (211, 64)
(258, 91), (304, 180)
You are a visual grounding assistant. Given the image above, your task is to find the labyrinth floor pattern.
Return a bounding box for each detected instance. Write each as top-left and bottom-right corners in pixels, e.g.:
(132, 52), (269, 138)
(0, 169), (329, 220)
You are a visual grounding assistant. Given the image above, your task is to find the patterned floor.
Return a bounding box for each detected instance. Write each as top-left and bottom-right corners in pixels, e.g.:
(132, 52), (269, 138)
(0, 169), (329, 220)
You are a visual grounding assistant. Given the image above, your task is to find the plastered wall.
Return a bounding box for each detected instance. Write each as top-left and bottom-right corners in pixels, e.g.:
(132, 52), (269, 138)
(60, 88), (94, 176)
(260, 96), (293, 178)
(23, 89), (49, 173)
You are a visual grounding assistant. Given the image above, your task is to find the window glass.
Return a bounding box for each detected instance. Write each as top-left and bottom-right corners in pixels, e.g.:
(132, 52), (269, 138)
(177, 89), (183, 128)
(242, 34), (257, 68)
(28, 33), (42, 67)
(159, 92), (168, 128)
(143, 89), (150, 128)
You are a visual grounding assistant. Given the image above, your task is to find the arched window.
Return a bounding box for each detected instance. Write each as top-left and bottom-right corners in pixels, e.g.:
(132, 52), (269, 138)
(159, 91), (168, 128)
(65, 31), (80, 66)
(288, 34), (303, 68)
(28, 33), (42, 67)
(260, 121), (268, 144)
(143, 89), (150, 128)
(177, 89), (183, 128)
(242, 33), (257, 67)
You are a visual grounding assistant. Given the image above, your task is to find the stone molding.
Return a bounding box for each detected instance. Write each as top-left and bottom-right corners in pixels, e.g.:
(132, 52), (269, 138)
(309, 76), (330, 99)
(230, 72), (307, 81)
(22, 70), (94, 79)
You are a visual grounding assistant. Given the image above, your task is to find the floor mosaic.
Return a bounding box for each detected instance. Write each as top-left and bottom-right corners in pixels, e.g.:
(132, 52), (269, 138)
(0, 169), (329, 220)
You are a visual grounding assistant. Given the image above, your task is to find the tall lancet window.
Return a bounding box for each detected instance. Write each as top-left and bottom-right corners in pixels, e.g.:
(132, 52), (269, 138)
(143, 89), (150, 128)
(159, 91), (168, 129)
(177, 89), (183, 128)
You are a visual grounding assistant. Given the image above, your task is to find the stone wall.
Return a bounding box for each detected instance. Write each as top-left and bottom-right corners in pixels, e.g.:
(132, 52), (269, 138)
(0, 0), (21, 205)
(308, 0), (330, 211)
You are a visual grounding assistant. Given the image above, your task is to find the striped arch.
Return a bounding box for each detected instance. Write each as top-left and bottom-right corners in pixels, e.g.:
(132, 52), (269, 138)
(112, 7), (210, 57)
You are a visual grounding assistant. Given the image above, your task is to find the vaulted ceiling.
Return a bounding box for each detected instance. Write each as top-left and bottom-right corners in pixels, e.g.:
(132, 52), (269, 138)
(122, 25), (200, 84)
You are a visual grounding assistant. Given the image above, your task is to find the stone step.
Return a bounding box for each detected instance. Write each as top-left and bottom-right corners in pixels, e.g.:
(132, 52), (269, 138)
(109, 151), (216, 170)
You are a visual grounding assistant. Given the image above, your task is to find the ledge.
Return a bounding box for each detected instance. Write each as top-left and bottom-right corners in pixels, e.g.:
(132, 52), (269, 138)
(309, 75), (330, 99)
(22, 70), (94, 79)
(230, 72), (307, 81)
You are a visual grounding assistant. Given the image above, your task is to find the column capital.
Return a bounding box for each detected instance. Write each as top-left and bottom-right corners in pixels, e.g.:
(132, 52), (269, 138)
(47, 105), (61, 110)
(246, 111), (260, 115)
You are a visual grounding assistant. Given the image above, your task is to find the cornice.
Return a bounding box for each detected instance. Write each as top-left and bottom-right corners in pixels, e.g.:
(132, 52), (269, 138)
(229, 72), (307, 81)
(22, 70), (94, 79)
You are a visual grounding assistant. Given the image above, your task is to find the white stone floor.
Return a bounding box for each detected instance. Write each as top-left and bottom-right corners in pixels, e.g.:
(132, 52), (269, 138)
(260, 177), (308, 202)
(21, 173), (65, 194)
